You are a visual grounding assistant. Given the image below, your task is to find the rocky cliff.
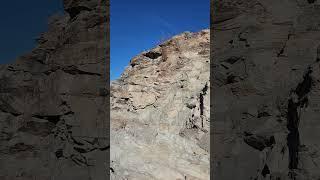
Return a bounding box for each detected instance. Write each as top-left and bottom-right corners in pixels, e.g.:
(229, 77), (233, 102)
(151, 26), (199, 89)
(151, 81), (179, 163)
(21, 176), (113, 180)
(212, 0), (320, 179)
(0, 0), (109, 179)
(110, 30), (210, 179)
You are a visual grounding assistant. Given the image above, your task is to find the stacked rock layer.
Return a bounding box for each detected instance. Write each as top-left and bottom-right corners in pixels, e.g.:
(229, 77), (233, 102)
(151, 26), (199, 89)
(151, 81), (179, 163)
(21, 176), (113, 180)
(0, 0), (108, 179)
(111, 30), (210, 179)
(212, 0), (320, 179)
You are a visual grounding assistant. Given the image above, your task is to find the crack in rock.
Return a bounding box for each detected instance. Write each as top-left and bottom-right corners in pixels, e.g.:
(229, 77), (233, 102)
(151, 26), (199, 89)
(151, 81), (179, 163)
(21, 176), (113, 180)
(287, 67), (313, 172)
(243, 132), (275, 151)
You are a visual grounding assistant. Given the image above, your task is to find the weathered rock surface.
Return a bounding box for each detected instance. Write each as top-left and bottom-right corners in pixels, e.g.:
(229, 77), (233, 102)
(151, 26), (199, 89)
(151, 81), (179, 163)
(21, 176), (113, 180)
(0, 0), (108, 179)
(111, 30), (210, 179)
(212, 0), (320, 179)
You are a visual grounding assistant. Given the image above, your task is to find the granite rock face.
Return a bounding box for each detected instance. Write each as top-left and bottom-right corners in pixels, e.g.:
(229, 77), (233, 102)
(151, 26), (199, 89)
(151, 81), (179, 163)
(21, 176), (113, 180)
(0, 0), (108, 179)
(110, 30), (210, 179)
(212, 0), (320, 179)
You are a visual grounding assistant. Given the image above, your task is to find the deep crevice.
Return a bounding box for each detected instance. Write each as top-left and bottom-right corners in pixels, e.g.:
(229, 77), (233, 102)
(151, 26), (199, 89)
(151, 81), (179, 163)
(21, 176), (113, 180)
(261, 164), (270, 177)
(110, 167), (115, 173)
(286, 68), (313, 171)
(32, 114), (61, 124)
(307, 0), (317, 4)
(144, 51), (162, 59)
(199, 83), (208, 128)
(277, 33), (292, 58)
(43, 65), (102, 76)
(99, 145), (110, 151)
(62, 66), (102, 76)
(66, 6), (92, 19)
(200, 93), (204, 116)
(201, 83), (208, 95)
(32, 110), (74, 124)
(295, 68), (313, 101)
(199, 83), (208, 115)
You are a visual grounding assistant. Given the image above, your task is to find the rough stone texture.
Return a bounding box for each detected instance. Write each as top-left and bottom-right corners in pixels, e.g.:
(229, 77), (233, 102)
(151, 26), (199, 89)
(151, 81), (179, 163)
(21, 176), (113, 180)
(0, 0), (109, 179)
(212, 0), (320, 179)
(110, 30), (210, 179)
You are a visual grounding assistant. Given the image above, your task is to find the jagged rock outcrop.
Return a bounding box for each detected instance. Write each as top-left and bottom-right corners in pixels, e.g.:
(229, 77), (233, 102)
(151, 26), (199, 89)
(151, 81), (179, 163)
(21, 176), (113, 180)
(0, 0), (108, 179)
(110, 30), (210, 179)
(212, 0), (320, 179)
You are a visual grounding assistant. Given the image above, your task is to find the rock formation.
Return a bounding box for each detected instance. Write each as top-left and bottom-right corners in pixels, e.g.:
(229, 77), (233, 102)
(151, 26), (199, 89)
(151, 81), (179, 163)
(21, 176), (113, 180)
(0, 0), (109, 179)
(212, 0), (320, 179)
(110, 30), (210, 179)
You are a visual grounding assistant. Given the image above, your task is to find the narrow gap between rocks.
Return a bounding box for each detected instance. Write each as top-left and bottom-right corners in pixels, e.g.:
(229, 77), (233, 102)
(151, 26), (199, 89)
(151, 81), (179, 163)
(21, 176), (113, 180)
(286, 68), (313, 171)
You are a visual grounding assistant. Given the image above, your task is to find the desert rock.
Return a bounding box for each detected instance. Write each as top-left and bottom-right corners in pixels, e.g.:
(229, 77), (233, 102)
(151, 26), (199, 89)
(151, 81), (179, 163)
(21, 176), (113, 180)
(212, 0), (320, 179)
(0, 0), (108, 179)
(111, 30), (210, 179)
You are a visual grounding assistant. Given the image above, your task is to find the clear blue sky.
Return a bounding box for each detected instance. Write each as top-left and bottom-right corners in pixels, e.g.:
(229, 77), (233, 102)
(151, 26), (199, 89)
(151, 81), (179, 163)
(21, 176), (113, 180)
(0, 1), (63, 64)
(110, 0), (209, 80)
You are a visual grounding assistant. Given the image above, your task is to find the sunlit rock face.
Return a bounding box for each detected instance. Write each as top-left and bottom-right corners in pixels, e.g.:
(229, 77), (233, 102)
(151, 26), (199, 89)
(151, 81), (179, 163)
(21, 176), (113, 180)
(110, 30), (210, 179)
(212, 0), (320, 179)
(0, 0), (108, 179)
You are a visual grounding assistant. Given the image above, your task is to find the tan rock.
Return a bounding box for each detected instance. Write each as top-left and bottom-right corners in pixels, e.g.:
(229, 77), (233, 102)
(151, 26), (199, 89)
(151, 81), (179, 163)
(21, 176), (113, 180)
(111, 29), (210, 179)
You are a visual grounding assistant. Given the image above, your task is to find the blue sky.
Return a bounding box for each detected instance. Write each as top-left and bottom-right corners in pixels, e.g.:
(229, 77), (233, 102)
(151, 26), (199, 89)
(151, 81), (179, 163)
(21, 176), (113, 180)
(0, 1), (63, 64)
(111, 0), (209, 80)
